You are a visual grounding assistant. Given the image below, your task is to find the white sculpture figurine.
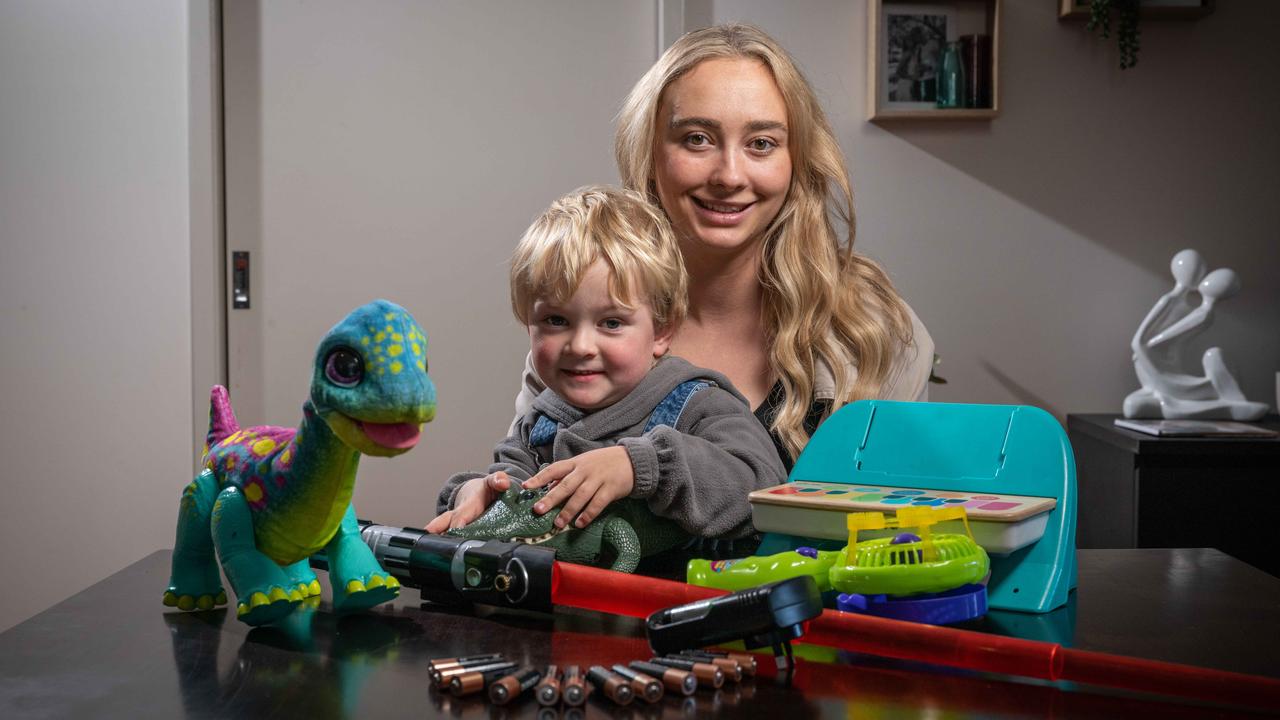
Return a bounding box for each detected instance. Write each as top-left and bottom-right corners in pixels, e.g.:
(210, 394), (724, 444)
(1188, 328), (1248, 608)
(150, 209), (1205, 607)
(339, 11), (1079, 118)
(1123, 249), (1269, 420)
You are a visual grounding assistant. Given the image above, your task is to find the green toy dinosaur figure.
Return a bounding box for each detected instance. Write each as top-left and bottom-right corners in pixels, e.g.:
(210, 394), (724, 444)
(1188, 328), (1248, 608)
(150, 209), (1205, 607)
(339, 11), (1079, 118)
(446, 485), (689, 572)
(163, 300), (436, 626)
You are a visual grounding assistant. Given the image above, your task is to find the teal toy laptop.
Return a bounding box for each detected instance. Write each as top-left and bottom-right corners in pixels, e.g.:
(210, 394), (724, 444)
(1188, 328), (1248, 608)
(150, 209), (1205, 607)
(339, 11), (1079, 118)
(753, 400), (1077, 613)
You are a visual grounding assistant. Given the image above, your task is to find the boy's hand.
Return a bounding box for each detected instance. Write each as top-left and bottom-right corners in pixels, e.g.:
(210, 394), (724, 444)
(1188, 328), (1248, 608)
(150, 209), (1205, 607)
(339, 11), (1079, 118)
(522, 446), (634, 529)
(424, 472), (514, 533)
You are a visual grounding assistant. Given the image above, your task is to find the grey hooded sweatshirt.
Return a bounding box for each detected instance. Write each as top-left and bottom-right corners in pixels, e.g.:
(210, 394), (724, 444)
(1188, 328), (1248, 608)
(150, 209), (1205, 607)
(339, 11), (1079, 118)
(437, 355), (787, 539)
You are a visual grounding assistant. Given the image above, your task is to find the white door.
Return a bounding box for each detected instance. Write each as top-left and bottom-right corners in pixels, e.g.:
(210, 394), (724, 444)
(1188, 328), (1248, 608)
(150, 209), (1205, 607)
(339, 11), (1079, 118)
(222, 0), (658, 527)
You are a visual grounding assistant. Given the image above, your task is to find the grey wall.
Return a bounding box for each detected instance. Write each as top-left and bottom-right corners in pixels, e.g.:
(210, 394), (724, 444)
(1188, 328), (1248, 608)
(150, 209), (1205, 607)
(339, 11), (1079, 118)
(217, 0), (658, 545)
(706, 0), (1280, 417)
(1, 0), (1277, 632)
(0, 1), (194, 631)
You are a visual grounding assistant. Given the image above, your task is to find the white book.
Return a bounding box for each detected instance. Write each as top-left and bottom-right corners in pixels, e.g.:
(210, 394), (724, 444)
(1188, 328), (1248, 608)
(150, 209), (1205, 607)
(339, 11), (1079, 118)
(1112, 418), (1278, 438)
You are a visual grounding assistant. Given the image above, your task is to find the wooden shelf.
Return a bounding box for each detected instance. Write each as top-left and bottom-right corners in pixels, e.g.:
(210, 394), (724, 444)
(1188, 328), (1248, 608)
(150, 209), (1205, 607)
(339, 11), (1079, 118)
(1058, 0), (1215, 21)
(867, 0), (1001, 122)
(870, 107), (998, 121)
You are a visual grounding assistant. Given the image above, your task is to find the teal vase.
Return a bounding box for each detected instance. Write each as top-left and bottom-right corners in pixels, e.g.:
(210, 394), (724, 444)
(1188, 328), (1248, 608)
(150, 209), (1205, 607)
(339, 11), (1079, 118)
(936, 41), (965, 109)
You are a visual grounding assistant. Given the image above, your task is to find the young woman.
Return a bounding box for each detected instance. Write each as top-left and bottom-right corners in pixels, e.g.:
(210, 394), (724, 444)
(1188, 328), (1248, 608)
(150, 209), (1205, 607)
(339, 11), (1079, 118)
(440, 24), (933, 533)
(612, 23), (932, 464)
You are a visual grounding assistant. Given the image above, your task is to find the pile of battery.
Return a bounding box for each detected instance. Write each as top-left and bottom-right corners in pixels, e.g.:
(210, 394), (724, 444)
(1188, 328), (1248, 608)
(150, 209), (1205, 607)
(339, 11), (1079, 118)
(428, 649), (756, 708)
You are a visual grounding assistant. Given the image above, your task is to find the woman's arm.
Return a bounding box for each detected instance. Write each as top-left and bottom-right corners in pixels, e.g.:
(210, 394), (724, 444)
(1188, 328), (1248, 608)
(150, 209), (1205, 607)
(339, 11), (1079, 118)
(883, 301), (936, 402)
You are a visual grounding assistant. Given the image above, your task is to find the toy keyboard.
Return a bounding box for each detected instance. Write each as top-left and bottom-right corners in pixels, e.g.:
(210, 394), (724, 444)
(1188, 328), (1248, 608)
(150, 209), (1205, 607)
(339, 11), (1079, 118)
(750, 481), (1057, 555)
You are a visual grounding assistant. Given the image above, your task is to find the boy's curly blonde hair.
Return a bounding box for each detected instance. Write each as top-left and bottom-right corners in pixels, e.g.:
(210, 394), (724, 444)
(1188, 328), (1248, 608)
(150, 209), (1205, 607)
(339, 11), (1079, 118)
(510, 185), (687, 331)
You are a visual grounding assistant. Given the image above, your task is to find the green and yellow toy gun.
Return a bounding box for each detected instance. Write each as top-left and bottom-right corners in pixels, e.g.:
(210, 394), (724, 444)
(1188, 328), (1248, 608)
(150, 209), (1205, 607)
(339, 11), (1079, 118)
(689, 505), (990, 598)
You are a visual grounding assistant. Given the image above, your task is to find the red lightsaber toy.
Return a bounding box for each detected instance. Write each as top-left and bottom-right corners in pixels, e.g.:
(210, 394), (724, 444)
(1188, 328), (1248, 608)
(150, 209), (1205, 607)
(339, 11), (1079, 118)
(318, 524), (1280, 712)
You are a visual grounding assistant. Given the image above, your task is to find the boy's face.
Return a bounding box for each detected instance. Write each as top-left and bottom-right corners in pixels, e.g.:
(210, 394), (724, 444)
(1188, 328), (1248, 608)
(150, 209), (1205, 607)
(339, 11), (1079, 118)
(528, 260), (672, 412)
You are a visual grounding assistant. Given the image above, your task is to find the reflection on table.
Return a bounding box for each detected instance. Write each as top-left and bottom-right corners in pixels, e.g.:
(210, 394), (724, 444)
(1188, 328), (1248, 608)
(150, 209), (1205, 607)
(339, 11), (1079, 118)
(1, 548), (1277, 719)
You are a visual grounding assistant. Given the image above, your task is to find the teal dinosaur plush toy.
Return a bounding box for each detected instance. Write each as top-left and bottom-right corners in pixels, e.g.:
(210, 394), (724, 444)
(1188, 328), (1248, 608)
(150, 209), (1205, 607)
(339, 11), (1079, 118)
(164, 300), (436, 626)
(446, 485), (689, 573)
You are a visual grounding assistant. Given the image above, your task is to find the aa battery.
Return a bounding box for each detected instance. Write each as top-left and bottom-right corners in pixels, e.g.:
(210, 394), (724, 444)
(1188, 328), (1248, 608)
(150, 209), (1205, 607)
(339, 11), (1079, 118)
(534, 664), (561, 707)
(429, 654), (505, 685)
(680, 649), (758, 676)
(610, 663), (663, 703)
(650, 655), (724, 688)
(434, 659), (515, 689)
(489, 667), (543, 705)
(448, 662), (520, 696)
(629, 660), (698, 696)
(429, 652), (503, 671)
(561, 665), (588, 707)
(676, 650), (743, 681)
(586, 665), (634, 705)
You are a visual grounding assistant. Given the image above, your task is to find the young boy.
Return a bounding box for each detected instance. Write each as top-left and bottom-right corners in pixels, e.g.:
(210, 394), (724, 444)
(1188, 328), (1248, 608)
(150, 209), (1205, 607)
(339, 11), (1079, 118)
(426, 186), (786, 557)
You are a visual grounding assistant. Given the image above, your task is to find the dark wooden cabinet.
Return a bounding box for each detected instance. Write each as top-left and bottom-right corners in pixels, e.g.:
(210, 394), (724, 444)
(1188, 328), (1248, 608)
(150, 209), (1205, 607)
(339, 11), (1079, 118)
(1067, 414), (1280, 577)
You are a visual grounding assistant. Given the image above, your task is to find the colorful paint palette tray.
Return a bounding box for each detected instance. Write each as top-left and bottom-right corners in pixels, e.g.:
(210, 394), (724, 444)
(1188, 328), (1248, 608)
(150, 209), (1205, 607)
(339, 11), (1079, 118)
(749, 481), (1057, 555)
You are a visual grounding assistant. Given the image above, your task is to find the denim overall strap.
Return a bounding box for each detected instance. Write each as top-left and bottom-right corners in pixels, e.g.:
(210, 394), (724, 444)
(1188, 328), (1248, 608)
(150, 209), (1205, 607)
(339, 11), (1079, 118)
(643, 380), (711, 433)
(528, 414), (559, 447)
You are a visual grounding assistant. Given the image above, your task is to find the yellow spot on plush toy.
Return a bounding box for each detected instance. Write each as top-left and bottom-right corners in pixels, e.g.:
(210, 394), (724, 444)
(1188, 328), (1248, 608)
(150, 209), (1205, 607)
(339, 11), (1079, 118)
(388, 344), (403, 357)
(252, 438), (277, 456)
(244, 483), (263, 504)
(390, 361), (403, 374)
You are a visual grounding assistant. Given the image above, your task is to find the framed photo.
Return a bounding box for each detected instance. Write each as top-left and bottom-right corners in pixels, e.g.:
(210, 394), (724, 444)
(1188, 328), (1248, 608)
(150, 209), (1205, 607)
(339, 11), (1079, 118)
(1058, 0), (1215, 21)
(882, 6), (953, 110)
(866, 0), (1000, 121)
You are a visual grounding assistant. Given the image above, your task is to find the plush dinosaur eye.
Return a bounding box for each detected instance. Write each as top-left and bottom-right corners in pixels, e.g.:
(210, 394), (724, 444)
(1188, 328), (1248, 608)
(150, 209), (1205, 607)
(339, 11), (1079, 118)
(518, 489), (537, 501)
(324, 346), (364, 387)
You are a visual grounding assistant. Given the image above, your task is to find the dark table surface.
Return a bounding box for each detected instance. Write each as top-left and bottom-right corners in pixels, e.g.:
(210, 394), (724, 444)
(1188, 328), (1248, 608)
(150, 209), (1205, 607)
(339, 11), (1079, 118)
(3, 548), (1278, 719)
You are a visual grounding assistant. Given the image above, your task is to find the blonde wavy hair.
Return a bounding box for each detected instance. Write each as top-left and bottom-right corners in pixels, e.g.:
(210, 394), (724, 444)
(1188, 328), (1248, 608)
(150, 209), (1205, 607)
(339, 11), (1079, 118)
(615, 24), (913, 461)
(510, 185), (687, 334)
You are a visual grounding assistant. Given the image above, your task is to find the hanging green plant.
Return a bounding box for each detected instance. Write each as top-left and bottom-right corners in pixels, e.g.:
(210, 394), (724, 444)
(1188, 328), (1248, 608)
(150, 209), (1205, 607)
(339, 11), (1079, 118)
(1086, 0), (1141, 69)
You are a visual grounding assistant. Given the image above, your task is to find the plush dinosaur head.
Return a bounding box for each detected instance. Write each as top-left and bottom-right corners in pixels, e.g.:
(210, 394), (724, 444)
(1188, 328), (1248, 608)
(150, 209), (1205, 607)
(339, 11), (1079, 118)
(446, 485), (564, 544)
(309, 299), (437, 457)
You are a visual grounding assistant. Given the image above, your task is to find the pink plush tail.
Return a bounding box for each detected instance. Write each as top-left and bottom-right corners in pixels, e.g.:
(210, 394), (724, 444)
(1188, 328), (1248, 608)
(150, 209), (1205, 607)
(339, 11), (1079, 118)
(207, 385), (240, 447)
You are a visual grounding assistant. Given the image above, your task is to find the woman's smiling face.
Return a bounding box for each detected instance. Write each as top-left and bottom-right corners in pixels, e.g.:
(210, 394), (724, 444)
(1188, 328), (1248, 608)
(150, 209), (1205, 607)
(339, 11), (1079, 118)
(652, 57), (792, 261)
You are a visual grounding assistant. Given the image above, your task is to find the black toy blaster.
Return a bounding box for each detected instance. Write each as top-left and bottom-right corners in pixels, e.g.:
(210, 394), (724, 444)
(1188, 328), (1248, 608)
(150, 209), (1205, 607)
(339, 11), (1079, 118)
(311, 522), (558, 612)
(644, 576), (823, 672)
